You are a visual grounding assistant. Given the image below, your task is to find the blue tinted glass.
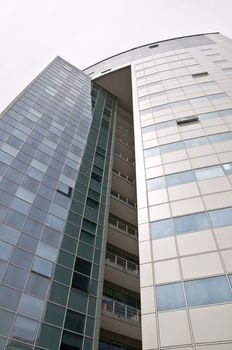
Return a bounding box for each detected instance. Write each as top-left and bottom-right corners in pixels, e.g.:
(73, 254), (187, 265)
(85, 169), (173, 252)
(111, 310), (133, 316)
(174, 212), (209, 234)
(151, 218), (173, 240)
(166, 170), (194, 187)
(195, 165), (224, 180)
(208, 93), (227, 101)
(0, 224), (20, 244)
(147, 177), (166, 191)
(32, 256), (53, 278)
(152, 103), (170, 113)
(185, 276), (232, 307)
(198, 111), (218, 120)
(140, 108), (152, 117)
(156, 119), (175, 130)
(160, 141), (184, 154)
(0, 241), (13, 261)
(219, 109), (232, 117)
(184, 136), (208, 148)
(11, 315), (38, 343)
(222, 163), (232, 175)
(208, 207), (232, 227)
(171, 100), (190, 110)
(229, 274), (232, 287)
(144, 147), (160, 158)
(156, 282), (186, 311)
(142, 125), (156, 134)
(209, 132), (231, 143)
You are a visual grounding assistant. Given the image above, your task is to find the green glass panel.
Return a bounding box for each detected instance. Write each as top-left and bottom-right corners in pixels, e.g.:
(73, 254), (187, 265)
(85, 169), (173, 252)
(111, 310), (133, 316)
(61, 235), (77, 254)
(70, 201), (84, 215)
(84, 207), (98, 222)
(89, 179), (101, 192)
(69, 211), (83, 224)
(92, 265), (99, 280)
(43, 302), (65, 327)
(82, 219), (96, 234)
(80, 230), (95, 245)
(98, 214), (105, 226)
(94, 249), (101, 265)
(36, 324), (61, 350)
(77, 242), (93, 261)
(54, 264), (72, 285)
(61, 331), (83, 349)
(49, 282), (69, 306)
(65, 222), (80, 239)
(68, 289), (88, 313)
(97, 227), (103, 238)
(57, 249), (75, 269)
(78, 174), (89, 185)
(75, 182), (88, 195)
(6, 341), (32, 350)
(85, 317), (94, 337)
(89, 279), (98, 296)
(95, 237), (102, 249)
(88, 296), (96, 317)
(73, 192), (86, 204)
(83, 338), (93, 350)
(64, 310), (85, 334)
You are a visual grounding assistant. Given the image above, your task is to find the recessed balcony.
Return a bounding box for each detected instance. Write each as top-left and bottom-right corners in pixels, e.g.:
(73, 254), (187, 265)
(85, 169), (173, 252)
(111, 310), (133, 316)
(104, 251), (140, 292)
(107, 217), (138, 256)
(102, 297), (140, 325)
(105, 251), (139, 276)
(108, 214), (138, 238)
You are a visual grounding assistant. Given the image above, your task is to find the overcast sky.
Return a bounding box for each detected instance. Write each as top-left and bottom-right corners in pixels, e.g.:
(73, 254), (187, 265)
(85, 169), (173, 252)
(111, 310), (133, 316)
(0, 0), (232, 112)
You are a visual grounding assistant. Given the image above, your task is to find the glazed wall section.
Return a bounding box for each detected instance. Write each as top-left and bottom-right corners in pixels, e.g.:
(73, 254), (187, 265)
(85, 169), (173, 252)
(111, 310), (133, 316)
(0, 57), (93, 349)
(131, 34), (232, 349)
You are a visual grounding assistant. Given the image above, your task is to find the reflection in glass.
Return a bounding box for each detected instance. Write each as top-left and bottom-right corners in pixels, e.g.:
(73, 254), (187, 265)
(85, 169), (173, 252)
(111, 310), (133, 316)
(195, 165), (224, 180)
(156, 282), (186, 311)
(166, 170), (194, 187)
(18, 293), (45, 320)
(3, 264), (28, 290)
(0, 241), (13, 261)
(223, 163), (232, 175)
(151, 218), (173, 239)
(185, 276), (232, 307)
(209, 207), (232, 227)
(32, 256), (53, 278)
(36, 241), (58, 262)
(147, 177), (166, 191)
(26, 272), (50, 299)
(174, 212), (209, 234)
(11, 316), (38, 343)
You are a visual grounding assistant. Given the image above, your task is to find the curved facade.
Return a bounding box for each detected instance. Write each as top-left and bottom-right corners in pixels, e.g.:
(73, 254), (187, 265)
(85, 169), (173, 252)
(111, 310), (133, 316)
(0, 32), (232, 350)
(87, 32), (232, 349)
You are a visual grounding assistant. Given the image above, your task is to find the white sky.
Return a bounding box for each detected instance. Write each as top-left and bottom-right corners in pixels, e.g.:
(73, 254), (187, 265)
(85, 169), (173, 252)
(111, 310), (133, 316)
(0, 0), (231, 112)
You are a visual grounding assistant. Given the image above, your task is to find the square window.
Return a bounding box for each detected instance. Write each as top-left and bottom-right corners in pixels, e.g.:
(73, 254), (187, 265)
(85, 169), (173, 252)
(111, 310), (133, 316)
(64, 310), (85, 334)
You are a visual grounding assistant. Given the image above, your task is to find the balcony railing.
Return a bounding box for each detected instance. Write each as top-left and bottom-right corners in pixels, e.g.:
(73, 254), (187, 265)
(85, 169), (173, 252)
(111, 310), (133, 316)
(102, 297), (140, 324)
(108, 215), (138, 238)
(106, 251), (139, 275)
(114, 152), (135, 166)
(117, 124), (130, 134)
(115, 137), (134, 149)
(112, 169), (135, 184)
(111, 191), (137, 208)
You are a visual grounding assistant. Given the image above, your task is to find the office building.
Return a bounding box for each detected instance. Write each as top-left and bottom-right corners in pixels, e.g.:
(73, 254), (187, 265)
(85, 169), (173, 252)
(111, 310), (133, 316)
(0, 32), (232, 350)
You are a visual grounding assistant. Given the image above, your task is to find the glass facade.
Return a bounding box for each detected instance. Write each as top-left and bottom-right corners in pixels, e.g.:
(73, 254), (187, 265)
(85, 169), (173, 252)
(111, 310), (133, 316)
(0, 57), (117, 349)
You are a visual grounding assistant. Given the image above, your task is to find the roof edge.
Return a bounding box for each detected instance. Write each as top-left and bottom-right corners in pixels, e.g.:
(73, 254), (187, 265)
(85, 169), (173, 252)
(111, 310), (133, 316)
(83, 32), (220, 72)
